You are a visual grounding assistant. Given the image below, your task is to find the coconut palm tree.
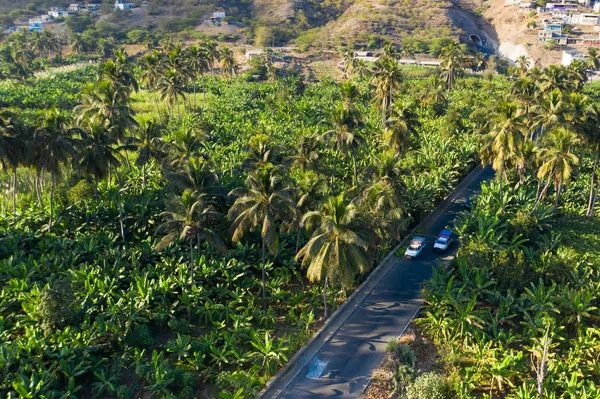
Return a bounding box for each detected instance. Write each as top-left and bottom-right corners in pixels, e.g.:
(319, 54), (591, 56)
(33, 108), (80, 231)
(586, 47), (600, 81)
(220, 46), (238, 76)
(439, 42), (465, 90)
(582, 106), (600, 216)
(343, 49), (357, 78)
(228, 164), (298, 310)
(372, 56), (403, 125)
(479, 101), (527, 207)
(296, 194), (372, 318)
(98, 49), (139, 94)
(386, 99), (420, 155)
(418, 74), (447, 116)
(288, 131), (322, 172)
(532, 88), (567, 143)
(156, 190), (225, 287)
(515, 55), (530, 76)
(77, 115), (122, 202)
(75, 80), (137, 143)
(186, 45), (210, 108)
(138, 51), (165, 122)
(70, 34), (87, 57)
(124, 120), (166, 189)
(536, 128), (580, 212)
(157, 69), (186, 118)
(0, 111), (26, 213)
(321, 104), (364, 189)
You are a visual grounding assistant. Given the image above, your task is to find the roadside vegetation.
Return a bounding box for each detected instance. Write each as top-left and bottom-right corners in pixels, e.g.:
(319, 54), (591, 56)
(368, 60), (600, 398)
(0, 38), (507, 398)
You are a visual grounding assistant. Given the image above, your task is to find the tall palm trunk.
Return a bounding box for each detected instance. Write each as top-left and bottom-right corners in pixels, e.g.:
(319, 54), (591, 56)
(553, 181), (563, 212)
(35, 170), (43, 208)
(12, 167), (17, 213)
(531, 179), (552, 214)
(261, 237), (267, 311)
(94, 176), (99, 203)
(48, 173), (55, 232)
(323, 275), (329, 319)
(142, 163), (147, 189)
(153, 90), (163, 124)
(586, 144), (600, 216)
(352, 152), (358, 188)
(202, 75), (207, 108)
(190, 239), (195, 289)
(499, 158), (505, 208)
(114, 168), (126, 244)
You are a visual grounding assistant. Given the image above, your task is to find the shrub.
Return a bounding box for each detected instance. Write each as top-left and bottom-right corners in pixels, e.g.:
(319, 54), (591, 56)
(127, 324), (156, 347)
(37, 278), (76, 332)
(406, 373), (449, 399)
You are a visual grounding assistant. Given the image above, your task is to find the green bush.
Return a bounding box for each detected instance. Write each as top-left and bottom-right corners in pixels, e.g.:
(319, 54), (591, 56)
(406, 373), (449, 399)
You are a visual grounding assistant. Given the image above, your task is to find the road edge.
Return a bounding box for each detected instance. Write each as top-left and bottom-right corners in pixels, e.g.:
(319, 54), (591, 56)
(257, 163), (484, 399)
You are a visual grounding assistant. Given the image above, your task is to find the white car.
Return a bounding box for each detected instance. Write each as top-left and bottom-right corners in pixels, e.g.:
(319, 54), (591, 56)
(404, 236), (426, 259)
(433, 229), (453, 253)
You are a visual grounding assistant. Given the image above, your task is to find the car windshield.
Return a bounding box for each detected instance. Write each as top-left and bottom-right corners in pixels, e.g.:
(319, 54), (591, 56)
(408, 245), (420, 251)
(436, 238), (448, 244)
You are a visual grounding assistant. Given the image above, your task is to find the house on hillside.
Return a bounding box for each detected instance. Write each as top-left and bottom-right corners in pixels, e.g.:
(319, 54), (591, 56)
(538, 30), (569, 44)
(245, 49), (263, 60)
(48, 7), (72, 18)
(543, 20), (564, 31)
(68, 3), (81, 11)
(29, 16), (52, 31)
(114, 0), (133, 10)
(562, 49), (586, 65)
(578, 13), (600, 25)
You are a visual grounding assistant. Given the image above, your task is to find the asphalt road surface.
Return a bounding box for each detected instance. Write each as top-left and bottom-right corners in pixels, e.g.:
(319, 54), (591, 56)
(262, 166), (495, 399)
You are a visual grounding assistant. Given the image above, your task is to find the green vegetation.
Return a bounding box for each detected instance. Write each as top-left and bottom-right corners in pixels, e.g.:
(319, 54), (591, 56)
(0, 40), (505, 398)
(412, 64), (600, 398)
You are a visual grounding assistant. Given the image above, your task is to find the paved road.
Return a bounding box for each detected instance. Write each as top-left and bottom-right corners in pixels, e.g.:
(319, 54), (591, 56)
(262, 166), (495, 399)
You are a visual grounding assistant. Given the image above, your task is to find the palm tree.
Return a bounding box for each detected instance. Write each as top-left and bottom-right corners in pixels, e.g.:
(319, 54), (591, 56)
(0, 111), (26, 213)
(582, 106), (600, 216)
(532, 88), (567, 143)
(515, 55), (530, 76)
(386, 99), (420, 155)
(70, 34), (87, 57)
(123, 120), (166, 189)
(167, 155), (221, 199)
(359, 151), (407, 245)
(156, 190), (225, 287)
(220, 46), (238, 76)
(418, 74), (447, 116)
(186, 45), (210, 108)
(439, 42), (465, 90)
(296, 194), (372, 318)
(474, 52), (486, 72)
(479, 101), (527, 207)
(228, 165), (297, 310)
(75, 80), (137, 143)
(138, 51), (165, 122)
(98, 49), (139, 94)
(77, 115), (122, 202)
(586, 47), (600, 81)
(288, 131), (322, 172)
(321, 104), (364, 189)
(536, 128), (580, 212)
(97, 37), (116, 60)
(343, 49), (357, 78)
(157, 69), (186, 118)
(33, 108), (79, 231)
(372, 56), (403, 125)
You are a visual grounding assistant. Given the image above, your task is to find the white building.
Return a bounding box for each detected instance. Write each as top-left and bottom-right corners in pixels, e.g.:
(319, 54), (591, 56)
(212, 11), (225, 19)
(562, 49), (586, 65)
(578, 13), (600, 24)
(68, 3), (81, 11)
(114, 0), (133, 10)
(48, 8), (72, 18)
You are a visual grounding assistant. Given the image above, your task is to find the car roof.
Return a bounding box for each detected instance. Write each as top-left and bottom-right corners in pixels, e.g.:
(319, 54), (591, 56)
(439, 229), (453, 237)
(411, 236), (425, 243)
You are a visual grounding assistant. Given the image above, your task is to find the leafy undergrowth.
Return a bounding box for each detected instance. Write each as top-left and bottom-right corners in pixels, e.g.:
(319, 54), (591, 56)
(366, 326), (443, 399)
